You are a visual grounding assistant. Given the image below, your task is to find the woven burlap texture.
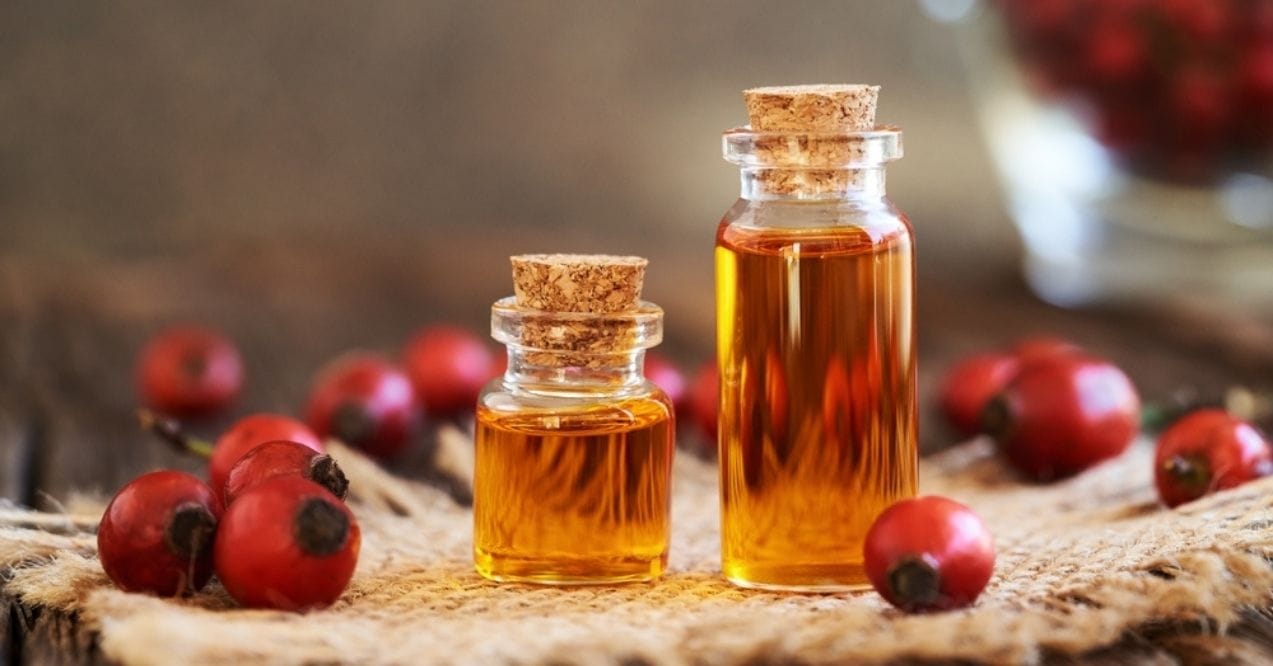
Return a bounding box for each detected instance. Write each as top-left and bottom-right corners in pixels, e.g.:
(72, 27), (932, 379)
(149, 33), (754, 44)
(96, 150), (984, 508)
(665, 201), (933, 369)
(1, 438), (1271, 665)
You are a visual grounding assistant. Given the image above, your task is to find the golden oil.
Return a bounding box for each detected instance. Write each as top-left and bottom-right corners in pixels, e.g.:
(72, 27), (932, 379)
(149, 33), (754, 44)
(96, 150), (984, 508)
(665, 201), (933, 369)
(474, 394), (674, 584)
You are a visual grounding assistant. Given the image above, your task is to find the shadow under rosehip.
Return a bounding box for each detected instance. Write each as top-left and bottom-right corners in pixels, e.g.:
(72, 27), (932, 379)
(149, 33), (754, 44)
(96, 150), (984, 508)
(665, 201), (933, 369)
(985, 354), (1140, 481)
(306, 354), (419, 460)
(97, 471), (219, 597)
(136, 325), (243, 417)
(1154, 408), (1273, 508)
(864, 496), (995, 613)
(224, 439), (349, 507)
(214, 477), (361, 611)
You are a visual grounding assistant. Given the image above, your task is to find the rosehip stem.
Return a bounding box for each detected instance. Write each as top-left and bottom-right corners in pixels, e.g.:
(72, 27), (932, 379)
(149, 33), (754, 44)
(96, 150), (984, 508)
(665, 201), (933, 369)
(137, 409), (216, 459)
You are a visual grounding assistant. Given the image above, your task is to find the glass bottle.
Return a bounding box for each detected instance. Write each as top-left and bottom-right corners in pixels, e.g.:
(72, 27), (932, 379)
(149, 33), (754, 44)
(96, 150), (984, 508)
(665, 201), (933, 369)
(473, 296), (675, 584)
(716, 100), (918, 591)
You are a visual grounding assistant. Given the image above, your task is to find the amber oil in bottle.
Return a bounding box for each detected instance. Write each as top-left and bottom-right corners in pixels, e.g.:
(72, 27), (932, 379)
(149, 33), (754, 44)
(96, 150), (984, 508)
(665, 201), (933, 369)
(716, 85), (918, 591)
(473, 255), (675, 584)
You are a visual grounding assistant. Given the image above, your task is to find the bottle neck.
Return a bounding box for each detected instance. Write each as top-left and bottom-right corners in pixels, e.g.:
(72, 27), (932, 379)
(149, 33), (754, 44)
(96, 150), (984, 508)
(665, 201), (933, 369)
(740, 167), (887, 201)
(502, 347), (647, 395)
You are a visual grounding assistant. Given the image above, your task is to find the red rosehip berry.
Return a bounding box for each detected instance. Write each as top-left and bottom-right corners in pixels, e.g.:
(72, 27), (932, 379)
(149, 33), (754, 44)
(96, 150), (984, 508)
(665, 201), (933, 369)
(939, 353), (1019, 437)
(1154, 409), (1273, 508)
(1011, 335), (1081, 362)
(213, 477), (360, 611)
(306, 354), (418, 460)
(644, 353), (687, 410)
(1169, 68), (1233, 145)
(209, 414), (323, 507)
(1085, 22), (1146, 86)
(97, 471), (219, 597)
(687, 360), (719, 453)
(404, 326), (495, 418)
(136, 326), (243, 417)
(864, 496), (995, 613)
(987, 355), (1141, 481)
(224, 440), (349, 507)
(1238, 46), (1273, 133)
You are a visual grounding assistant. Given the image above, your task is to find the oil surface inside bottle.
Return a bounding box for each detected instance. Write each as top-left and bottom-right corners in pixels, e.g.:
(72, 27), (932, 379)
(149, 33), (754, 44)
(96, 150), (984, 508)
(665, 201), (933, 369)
(473, 395), (674, 584)
(716, 217), (918, 591)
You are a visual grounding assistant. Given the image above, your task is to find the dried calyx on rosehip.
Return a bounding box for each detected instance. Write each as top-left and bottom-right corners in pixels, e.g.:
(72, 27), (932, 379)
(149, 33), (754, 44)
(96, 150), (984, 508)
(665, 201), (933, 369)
(214, 477), (361, 611)
(136, 325), (244, 418)
(864, 496), (995, 613)
(98, 471), (219, 597)
(1154, 408), (1273, 508)
(404, 325), (497, 419)
(984, 353), (1141, 481)
(306, 353), (419, 460)
(224, 439), (349, 507)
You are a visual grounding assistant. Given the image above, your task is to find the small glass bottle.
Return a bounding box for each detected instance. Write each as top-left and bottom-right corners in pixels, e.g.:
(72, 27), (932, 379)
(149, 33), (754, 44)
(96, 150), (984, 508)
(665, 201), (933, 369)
(715, 85), (918, 591)
(473, 254), (675, 585)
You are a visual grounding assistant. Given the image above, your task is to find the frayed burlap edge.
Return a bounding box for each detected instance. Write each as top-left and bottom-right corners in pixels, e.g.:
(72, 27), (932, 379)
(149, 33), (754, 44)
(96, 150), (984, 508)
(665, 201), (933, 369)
(1, 438), (1271, 665)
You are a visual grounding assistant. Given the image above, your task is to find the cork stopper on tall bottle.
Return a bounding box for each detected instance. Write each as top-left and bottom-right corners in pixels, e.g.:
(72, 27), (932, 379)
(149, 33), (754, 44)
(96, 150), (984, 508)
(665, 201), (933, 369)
(744, 84), (879, 132)
(735, 83), (884, 196)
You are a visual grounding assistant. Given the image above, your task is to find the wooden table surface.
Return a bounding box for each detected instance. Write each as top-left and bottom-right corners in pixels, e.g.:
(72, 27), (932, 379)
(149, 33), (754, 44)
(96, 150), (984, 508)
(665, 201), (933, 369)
(2, 233), (1272, 664)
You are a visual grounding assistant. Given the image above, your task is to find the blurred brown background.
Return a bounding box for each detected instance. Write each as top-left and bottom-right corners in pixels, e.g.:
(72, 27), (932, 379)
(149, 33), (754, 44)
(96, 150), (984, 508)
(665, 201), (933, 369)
(0, 0), (1012, 353)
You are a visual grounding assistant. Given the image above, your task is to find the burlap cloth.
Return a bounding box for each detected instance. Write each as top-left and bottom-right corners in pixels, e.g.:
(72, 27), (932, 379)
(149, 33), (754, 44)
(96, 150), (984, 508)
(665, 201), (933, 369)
(2, 437), (1271, 665)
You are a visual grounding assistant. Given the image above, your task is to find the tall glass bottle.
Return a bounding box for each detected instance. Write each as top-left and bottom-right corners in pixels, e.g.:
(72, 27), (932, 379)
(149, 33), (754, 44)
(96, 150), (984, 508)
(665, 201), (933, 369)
(715, 85), (918, 591)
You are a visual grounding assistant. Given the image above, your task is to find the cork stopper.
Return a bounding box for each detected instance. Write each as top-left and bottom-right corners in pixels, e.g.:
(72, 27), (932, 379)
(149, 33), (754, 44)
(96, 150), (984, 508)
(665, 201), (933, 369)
(510, 254), (647, 314)
(502, 255), (657, 369)
(744, 84), (879, 132)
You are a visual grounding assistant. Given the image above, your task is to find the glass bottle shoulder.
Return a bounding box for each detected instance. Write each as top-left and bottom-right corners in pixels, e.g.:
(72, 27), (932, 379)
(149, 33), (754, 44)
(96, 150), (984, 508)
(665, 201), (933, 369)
(477, 378), (673, 433)
(716, 197), (913, 255)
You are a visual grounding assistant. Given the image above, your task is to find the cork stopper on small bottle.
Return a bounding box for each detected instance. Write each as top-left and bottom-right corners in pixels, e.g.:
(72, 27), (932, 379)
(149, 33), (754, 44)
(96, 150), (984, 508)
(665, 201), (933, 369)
(744, 84), (879, 132)
(504, 254), (655, 369)
(510, 254), (647, 314)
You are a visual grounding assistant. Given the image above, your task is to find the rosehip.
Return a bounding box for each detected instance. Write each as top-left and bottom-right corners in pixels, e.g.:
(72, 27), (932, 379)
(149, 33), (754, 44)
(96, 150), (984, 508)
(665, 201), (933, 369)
(404, 326), (495, 418)
(209, 414), (323, 507)
(987, 355), (1141, 481)
(306, 354), (418, 460)
(644, 353), (687, 410)
(213, 477), (360, 611)
(864, 496), (995, 613)
(1011, 335), (1080, 362)
(224, 440), (349, 507)
(136, 325), (243, 417)
(1154, 409), (1273, 508)
(1085, 22), (1146, 86)
(939, 353), (1018, 437)
(687, 360), (719, 453)
(97, 471), (218, 597)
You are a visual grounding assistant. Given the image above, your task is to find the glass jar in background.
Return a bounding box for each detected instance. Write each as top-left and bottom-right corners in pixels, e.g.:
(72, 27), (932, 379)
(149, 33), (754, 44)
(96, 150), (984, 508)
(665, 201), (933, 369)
(956, 0), (1273, 310)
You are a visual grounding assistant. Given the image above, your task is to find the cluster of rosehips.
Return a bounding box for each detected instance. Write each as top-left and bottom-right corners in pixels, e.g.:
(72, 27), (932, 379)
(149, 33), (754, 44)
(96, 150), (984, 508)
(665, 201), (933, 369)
(136, 324), (504, 460)
(940, 336), (1272, 506)
(99, 414), (359, 610)
(996, 0), (1273, 181)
